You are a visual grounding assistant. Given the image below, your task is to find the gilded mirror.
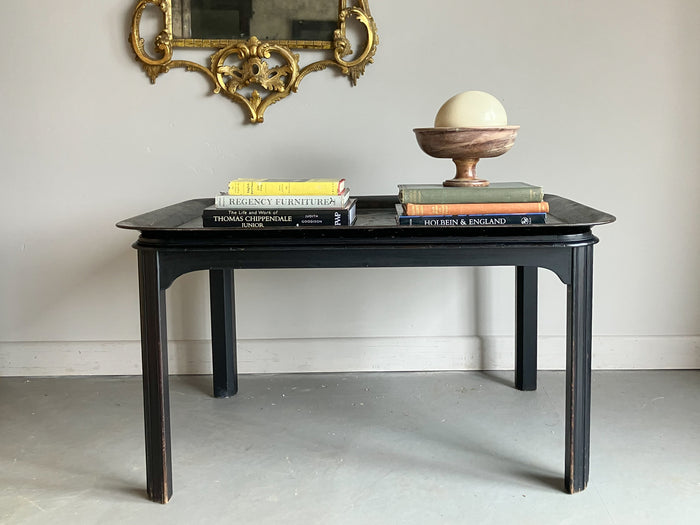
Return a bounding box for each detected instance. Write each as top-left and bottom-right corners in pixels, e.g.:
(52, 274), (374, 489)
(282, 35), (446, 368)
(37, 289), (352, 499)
(129, 0), (378, 123)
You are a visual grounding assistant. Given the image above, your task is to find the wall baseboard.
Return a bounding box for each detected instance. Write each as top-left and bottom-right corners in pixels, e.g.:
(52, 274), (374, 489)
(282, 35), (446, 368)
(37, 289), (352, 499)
(1, 336), (698, 376)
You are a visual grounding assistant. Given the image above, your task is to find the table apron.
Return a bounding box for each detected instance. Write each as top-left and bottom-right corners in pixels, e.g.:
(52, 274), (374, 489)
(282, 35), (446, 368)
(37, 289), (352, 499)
(136, 243), (594, 289)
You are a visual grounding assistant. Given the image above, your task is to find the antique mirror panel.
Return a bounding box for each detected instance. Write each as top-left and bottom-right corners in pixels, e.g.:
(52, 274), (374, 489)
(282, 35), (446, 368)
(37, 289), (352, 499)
(130, 0), (378, 123)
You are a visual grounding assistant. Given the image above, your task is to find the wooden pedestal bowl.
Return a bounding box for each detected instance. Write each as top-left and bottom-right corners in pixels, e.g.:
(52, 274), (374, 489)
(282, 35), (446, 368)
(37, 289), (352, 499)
(413, 126), (519, 187)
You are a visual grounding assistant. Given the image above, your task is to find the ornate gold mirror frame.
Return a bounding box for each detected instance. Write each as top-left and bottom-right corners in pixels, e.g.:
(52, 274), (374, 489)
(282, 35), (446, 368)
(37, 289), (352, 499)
(129, 0), (378, 123)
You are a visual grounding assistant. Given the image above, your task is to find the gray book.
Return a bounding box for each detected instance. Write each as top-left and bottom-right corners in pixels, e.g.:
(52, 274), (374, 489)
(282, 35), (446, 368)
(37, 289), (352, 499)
(398, 182), (543, 204)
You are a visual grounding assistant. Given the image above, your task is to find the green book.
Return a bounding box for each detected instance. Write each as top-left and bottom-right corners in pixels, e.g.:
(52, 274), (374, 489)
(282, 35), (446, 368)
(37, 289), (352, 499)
(398, 182), (543, 204)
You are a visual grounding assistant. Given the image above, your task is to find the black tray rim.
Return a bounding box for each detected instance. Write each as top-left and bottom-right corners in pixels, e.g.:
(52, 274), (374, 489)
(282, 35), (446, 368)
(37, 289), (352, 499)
(116, 194), (616, 232)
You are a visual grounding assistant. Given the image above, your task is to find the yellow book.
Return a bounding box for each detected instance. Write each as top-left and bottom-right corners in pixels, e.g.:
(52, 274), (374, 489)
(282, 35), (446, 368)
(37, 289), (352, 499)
(228, 178), (346, 196)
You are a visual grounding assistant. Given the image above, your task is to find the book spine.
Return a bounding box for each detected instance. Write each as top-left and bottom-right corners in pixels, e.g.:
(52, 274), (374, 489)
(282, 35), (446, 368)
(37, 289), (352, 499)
(215, 193), (348, 209)
(203, 205), (356, 228)
(228, 179), (344, 196)
(399, 186), (543, 204)
(398, 213), (547, 226)
(404, 201), (550, 215)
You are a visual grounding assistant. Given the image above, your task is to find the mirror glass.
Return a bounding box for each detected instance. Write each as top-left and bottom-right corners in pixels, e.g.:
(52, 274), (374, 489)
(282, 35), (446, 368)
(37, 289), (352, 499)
(171, 0), (338, 43)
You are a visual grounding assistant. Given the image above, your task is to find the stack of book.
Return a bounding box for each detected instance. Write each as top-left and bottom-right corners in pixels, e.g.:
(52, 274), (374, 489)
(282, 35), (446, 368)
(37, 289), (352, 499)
(396, 182), (549, 226)
(203, 178), (356, 228)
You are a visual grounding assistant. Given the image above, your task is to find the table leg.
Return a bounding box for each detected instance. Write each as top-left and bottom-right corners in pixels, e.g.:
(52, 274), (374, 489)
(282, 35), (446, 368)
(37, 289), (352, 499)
(565, 245), (594, 493)
(138, 250), (173, 504)
(209, 269), (238, 398)
(515, 266), (538, 391)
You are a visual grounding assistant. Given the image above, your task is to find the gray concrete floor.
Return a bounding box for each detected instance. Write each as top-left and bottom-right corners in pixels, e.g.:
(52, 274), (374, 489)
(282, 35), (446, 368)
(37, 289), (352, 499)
(1, 371), (699, 524)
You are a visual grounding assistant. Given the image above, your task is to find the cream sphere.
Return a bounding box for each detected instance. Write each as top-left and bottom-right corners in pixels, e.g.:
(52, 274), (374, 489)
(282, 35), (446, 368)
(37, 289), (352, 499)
(434, 91), (508, 128)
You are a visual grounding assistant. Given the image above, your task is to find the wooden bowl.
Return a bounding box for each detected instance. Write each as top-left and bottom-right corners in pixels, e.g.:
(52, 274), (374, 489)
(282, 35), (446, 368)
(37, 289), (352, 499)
(413, 126), (519, 187)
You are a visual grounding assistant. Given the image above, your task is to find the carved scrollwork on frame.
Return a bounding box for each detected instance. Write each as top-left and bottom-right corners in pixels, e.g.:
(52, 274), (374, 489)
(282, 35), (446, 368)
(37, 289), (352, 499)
(129, 0), (378, 124)
(335, 4), (379, 84)
(212, 38), (300, 123)
(129, 0), (173, 82)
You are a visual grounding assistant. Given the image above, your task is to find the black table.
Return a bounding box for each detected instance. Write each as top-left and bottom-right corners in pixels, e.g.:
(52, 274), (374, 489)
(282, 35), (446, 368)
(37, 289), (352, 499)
(117, 194), (615, 503)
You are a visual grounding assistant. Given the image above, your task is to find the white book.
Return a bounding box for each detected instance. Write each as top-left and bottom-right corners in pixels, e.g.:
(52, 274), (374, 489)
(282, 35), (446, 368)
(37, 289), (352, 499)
(214, 188), (350, 209)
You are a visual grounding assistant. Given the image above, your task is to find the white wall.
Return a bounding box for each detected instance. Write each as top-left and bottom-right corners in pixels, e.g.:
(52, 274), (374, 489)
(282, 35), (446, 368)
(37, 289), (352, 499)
(1, 0), (698, 375)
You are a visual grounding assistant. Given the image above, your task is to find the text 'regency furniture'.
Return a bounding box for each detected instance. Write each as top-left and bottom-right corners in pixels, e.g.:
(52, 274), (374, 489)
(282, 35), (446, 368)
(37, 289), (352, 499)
(117, 195), (615, 503)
